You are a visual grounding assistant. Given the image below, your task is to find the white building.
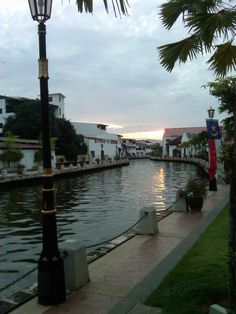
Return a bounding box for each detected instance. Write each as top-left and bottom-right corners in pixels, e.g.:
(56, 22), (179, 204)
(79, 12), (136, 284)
(0, 137), (45, 171)
(0, 93), (65, 134)
(48, 93), (65, 118)
(162, 127), (206, 157)
(121, 139), (153, 157)
(72, 122), (122, 162)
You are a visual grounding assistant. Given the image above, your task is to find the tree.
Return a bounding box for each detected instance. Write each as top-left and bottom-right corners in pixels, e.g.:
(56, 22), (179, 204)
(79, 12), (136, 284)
(76, 134), (88, 156)
(158, 0), (236, 77)
(54, 118), (80, 162)
(159, 1), (236, 309)
(34, 137), (57, 166)
(3, 101), (81, 162)
(151, 143), (162, 157)
(0, 133), (23, 168)
(188, 131), (208, 158)
(3, 99), (57, 140)
(75, 0), (129, 17)
(206, 77), (236, 308)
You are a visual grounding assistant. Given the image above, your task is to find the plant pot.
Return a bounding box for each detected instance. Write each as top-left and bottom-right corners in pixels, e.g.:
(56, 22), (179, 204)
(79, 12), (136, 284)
(187, 196), (204, 211)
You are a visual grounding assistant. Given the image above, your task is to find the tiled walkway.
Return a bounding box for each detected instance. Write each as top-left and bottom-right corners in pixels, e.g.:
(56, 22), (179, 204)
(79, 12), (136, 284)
(12, 185), (229, 314)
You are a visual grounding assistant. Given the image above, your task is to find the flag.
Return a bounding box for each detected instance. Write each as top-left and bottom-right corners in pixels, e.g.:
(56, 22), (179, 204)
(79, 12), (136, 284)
(208, 139), (217, 179)
(206, 119), (221, 139)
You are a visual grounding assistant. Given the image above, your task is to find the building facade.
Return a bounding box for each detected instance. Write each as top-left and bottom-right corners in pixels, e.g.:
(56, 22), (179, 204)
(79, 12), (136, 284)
(48, 93), (65, 118)
(121, 139), (153, 157)
(162, 127), (206, 157)
(72, 122), (122, 162)
(0, 137), (48, 171)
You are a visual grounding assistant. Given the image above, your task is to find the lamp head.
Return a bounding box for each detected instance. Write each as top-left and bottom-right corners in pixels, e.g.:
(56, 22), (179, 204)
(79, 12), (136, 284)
(28, 0), (52, 22)
(207, 106), (215, 119)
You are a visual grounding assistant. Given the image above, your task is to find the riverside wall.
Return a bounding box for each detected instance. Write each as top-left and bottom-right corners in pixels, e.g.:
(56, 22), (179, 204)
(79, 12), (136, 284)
(0, 159), (129, 189)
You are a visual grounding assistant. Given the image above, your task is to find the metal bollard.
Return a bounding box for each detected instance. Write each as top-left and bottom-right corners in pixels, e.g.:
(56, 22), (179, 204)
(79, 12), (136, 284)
(138, 207), (158, 235)
(174, 194), (188, 212)
(60, 239), (89, 292)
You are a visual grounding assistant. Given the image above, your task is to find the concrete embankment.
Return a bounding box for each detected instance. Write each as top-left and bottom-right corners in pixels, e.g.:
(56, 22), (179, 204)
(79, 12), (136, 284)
(150, 157), (209, 178)
(0, 160), (129, 188)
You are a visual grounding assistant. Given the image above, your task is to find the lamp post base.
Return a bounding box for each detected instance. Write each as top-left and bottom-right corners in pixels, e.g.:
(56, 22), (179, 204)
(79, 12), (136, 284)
(38, 257), (66, 305)
(209, 177), (217, 191)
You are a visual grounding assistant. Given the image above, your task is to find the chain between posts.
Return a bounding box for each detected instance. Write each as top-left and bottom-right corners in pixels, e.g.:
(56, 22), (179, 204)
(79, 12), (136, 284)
(0, 266), (37, 293)
(0, 200), (177, 293)
(86, 212), (148, 249)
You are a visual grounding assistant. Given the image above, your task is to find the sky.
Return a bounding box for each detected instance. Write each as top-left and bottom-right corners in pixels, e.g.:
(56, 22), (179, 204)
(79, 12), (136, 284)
(0, 0), (231, 140)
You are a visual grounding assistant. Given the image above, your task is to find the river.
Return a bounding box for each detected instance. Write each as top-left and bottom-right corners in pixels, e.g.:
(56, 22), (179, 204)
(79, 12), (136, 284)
(0, 159), (196, 298)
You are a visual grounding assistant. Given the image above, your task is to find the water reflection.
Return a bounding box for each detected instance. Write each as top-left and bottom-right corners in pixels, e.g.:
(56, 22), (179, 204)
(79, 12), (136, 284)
(0, 159), (196, 297)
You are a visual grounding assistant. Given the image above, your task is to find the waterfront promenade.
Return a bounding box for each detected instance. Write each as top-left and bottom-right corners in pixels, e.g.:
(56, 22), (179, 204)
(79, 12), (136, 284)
(11, 184), (229, 314)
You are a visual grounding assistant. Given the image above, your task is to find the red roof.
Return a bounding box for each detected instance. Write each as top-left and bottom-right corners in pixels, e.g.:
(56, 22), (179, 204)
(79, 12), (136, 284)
(163, 127), (206, 138)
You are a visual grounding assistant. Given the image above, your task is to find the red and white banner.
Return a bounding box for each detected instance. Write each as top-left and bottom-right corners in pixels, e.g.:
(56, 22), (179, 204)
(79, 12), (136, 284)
(208, 138), (217, 180)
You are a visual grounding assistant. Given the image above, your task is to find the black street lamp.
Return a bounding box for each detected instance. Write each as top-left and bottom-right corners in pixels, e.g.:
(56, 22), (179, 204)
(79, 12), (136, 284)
(28, 0), (66, 305)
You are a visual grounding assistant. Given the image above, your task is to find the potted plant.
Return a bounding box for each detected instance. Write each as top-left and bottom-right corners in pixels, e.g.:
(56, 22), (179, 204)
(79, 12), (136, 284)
(185, 177), (207, 211)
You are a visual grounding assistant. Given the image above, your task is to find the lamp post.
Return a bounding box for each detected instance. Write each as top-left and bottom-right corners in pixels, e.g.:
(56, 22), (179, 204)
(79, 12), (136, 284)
(206, 106), (218, 191)
(28, 0), (66, 305)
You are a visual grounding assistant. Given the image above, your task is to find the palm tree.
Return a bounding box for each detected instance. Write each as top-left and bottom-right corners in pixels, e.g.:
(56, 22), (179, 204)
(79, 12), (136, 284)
(158, 1), (236, 310)
(158, 0), (236, 77)
(75, 0), (129, 17)
(206, 77), (236, 308)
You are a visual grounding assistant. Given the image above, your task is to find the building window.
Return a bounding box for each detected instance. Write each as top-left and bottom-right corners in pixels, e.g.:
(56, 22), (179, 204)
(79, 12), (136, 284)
(110, 140), (118, 144)
(95, 139), (106, 144)
(49, 97), (53, 102)
(6, 104), (14, 113)
(0, 108), (2, 114)
(97, 124), (106, 130)
(0, 123), (3, 128)
(91, 151), (95, 158)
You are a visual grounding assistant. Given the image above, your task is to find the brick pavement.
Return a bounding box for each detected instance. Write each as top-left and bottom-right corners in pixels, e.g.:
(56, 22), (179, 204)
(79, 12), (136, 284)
(11, 185), (229, 314)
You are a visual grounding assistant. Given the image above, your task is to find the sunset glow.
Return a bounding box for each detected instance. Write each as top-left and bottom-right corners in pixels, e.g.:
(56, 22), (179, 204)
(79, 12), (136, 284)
(121, 130), (164, 140)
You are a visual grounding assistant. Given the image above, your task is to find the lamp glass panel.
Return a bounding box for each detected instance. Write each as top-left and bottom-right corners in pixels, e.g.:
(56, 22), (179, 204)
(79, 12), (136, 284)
(28, 0), (52, 21)
(28, 0), (37, 19)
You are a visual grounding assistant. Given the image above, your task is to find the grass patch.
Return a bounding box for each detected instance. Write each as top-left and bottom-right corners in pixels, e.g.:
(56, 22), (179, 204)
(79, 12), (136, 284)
(145, 206), (229, 314)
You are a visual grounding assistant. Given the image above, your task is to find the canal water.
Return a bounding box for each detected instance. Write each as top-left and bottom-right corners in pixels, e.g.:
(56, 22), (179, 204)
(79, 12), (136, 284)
(0, 159), (196, 298)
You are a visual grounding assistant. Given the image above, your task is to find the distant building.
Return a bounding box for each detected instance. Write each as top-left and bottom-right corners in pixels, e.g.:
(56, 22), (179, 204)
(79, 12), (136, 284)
(0, 93), (65, 134)
(48, 93), (65, 118)
(121, 139), (153, 157)
(72, 122), (122, 162)
(162, 127), (206, 157)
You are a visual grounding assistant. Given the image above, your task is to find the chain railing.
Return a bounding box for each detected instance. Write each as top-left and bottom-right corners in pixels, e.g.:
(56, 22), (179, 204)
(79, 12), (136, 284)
(86, 211), (148, 249)
(0, 266), (37, 294)
(0, 199), (177, 295)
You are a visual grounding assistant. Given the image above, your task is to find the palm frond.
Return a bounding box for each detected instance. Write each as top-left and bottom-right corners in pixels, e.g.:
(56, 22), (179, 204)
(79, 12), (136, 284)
(75, 0), (129, 16)
(159, 0), (221, 29)
(207, 42), (236, 76)
(158, 35), (202, 72)
(187, 9), (236, 45)
(207, 77), (236, 113)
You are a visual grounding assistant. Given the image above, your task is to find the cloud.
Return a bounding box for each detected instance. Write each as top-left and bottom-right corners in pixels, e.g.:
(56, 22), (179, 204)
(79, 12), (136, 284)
(0, 0), (226, 139)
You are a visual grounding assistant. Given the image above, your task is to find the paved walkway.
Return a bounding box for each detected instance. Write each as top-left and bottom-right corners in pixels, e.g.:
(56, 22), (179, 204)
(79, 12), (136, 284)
(12, 185), (229, 314)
